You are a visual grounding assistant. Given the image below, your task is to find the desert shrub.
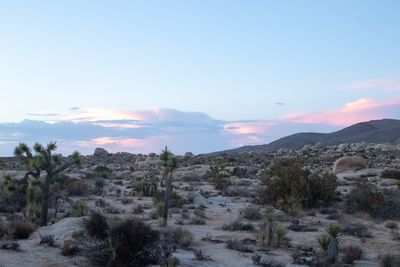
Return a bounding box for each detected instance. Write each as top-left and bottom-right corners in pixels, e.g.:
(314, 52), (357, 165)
(189, 216), (206, 225)
(93, 178), (105, 195)
(94, 165), (112, 179)
(251, 253), (285, 267)
(342, 245), (363, 264)
(379, 254), (400, 267)
(156, 203), (165, 218)
(385, 221), (398, 229)
(82, 214), (160, 267)
(162, 227), (194, 249)
(39, 234), (55, 247)
(74, 201), (87, 217)
(153, 190), (186, 208)
(193, 208), (207, 219)
(381, 169), (400, 180)
(84, 211), (109, 240)
(343, 222), (371, 238)
(222, 220), (255, 232)
(242, 206), (262, 221)
(66, 179), (88, 196)
(259, 160), (337, 209)
(60, 239), (78, 256)
(0, 184), (26, 213)
(193, 249), (212, 261)
(348, 183), (400, 219)
(226, 239), (253, 252)
(135, 180), (157, 197)
(6, 220), (35, 239)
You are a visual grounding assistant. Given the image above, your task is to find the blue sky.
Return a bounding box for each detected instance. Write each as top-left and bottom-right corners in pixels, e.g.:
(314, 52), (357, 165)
(0, 1), (399, 155)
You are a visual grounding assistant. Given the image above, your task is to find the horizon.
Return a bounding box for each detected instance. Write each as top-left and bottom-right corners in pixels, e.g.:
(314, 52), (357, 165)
(1, 1), (400, 155)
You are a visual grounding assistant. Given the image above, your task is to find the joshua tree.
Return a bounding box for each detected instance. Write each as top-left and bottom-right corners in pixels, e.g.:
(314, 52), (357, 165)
(14, 142), (81, 226)
(326, 223), (342, 264)
(160, 146), (178, 225)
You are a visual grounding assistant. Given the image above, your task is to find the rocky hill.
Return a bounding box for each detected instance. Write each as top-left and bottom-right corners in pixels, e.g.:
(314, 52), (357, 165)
(214, 119), (400, 154)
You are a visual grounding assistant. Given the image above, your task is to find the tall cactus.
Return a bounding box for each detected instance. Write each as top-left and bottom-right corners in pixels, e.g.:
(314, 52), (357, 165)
(160, 146), (178, 226)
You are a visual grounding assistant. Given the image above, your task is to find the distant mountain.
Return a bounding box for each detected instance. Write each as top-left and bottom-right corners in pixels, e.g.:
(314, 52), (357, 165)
(213, 119), (400, 154)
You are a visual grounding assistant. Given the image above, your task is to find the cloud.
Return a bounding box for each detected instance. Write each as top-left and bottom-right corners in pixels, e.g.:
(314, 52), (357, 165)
(0, 98), (398, 156)
(281, 98), (400, 126)
(27, 111), (60, 116)
(348, 79), (400, 91)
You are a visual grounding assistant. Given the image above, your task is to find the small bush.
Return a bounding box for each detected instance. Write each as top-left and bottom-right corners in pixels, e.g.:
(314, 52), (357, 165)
(242, 206), (262, 221)
(222, 220), (254, 232)
(381, 169), (400, 180)
(6, 220), (34, 239)
(193, 249), (212, 261)
(162, 227), (194, 249)
(251, 253), (285, 267)
(348, 183), (400, 219)
(60, 239), (78, 256)
(342, 245), (363, 264)
(84, 211), (109, 240)
(226, 239), (253, 252)
(385, 221), (398, 229)
(153, 190), (186, 208)
(343, 222), (371, 238)
(379, 254), (400, 267)
(66, 179), (88, 196)
(83, 216), (160, 267)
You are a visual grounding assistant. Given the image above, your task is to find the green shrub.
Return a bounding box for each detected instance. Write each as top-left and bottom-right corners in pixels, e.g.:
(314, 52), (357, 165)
(6, 220), (35, 239)
(82, 214), (160, 267)
(66, 179), (88, 196)
(162, 227), (194, 249)
(259, 160), (337, 209)
(381, 169), (400, 180)
(342, 245), (363, 264)
(84, 211), (109, 240)
(348, 183), (400, 219)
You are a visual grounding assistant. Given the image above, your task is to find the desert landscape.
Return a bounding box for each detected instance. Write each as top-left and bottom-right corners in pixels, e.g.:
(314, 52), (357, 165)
(0, 119), (399, 267)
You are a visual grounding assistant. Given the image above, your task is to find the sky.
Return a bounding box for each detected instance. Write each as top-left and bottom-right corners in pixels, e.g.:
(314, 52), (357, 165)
(0, 1), (399, 155)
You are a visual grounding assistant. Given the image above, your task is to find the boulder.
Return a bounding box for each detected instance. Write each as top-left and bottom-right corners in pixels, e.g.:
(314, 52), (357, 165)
(94, 147), (109, 157)
(32, 217), (84, 245)
(333, 156), (366, 174)
(192, 191), (209, 207)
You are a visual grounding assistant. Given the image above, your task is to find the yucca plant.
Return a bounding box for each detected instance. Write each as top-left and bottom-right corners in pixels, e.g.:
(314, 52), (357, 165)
(317, 234), (331, 251)
(275, 224), (288, 247)
(264, 212), (276, 247)
(326, 223), (342, 264)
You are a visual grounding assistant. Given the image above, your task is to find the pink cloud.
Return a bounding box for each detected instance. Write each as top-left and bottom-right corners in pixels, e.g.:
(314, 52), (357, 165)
(281, 98), (400, 126)
(348, 79), (400, 91)
(223, 121), (274, 135)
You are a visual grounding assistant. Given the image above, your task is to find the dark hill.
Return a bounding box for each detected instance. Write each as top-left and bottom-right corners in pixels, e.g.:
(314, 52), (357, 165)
(214, 119), (400, 154)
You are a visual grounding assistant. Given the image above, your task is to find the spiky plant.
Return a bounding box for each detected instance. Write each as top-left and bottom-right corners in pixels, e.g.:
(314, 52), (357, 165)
(14, 142), (81, 226)
(326, 223), (342, 264)
(317, 234), (331, 251)
(263, 212), (276, 247)
(160, 147), (178, 226)
(275, 224), (288, 247)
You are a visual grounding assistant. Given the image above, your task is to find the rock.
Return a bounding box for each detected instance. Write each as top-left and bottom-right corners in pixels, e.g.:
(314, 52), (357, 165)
(94, 147), (109, 157)
(32, 217), (83, 245)
(333, 156), (366, 174)
(192, 191), (209, 207)
(184, 152), (194, 157)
